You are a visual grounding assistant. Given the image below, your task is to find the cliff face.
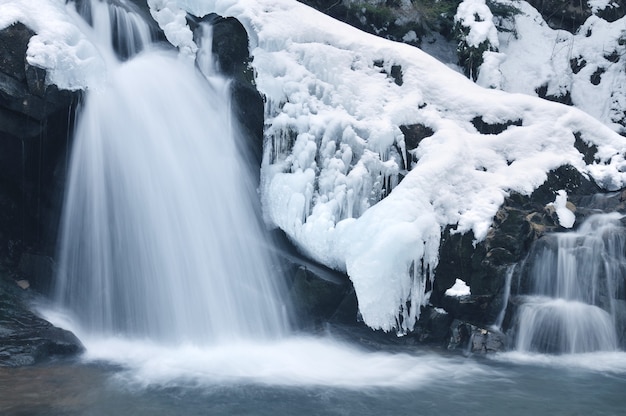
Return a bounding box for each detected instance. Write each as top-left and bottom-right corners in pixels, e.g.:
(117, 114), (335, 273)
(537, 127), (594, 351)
(0, 23), (79, 263)
(0, 20), (82, 367)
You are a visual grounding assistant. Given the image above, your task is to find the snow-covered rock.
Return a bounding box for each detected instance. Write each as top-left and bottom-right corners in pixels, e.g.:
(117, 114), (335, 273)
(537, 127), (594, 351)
(472, 0), (626, 134)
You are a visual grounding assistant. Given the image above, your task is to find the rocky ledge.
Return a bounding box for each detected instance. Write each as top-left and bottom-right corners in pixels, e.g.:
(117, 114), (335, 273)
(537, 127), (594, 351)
(0, 272), (83, 367)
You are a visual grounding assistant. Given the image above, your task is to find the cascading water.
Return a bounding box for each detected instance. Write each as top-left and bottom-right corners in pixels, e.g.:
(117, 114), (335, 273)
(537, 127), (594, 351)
(513, 212), (626, 354)
(45, 2), (491, 390)
(54, 0), (289, 344)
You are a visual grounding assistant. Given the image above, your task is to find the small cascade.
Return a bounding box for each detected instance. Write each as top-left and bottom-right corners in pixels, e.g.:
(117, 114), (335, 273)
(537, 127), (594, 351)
(73, 0), (156, 60)
(492, 265), (514, 330)
(54, 0), (289, 344)
(513, 212), (626, 353)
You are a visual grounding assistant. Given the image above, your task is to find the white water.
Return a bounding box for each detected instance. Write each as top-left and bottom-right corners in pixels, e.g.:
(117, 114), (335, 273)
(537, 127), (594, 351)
(514, 213), (625, 353)
(55, 1), (289, 344)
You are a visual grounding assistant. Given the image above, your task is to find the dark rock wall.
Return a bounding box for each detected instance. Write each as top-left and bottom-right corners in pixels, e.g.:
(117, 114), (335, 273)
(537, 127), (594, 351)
(0, 21), (82, 366)
(0, 23), (80, 272)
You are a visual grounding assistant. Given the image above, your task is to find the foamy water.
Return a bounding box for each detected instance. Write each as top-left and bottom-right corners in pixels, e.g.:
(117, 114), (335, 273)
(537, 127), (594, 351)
(75, 336), (494, 389)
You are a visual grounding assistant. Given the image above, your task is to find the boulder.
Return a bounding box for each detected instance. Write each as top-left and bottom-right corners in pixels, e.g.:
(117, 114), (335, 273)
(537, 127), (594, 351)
(270, 230), (356, 329)
(447, 319), (506, 353)
(0, 274), (83, 367)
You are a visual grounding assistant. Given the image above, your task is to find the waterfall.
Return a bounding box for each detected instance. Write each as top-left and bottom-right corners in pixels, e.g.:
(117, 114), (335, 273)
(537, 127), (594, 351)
(54, 0), (289, 344)
(74, 0), (155, 60)
(513, 213), (625, 353)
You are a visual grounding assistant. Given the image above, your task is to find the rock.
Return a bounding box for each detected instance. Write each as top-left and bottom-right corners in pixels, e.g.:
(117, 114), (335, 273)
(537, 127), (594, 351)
(525, 0), (625, 33)
(18, 253), (55, 295)
(298, 0), (432, 45)
(447, 319), (506, 353)
(271, 230), (356, 329)
(468, 326), (506, 354)
(399, 123), (435, 168)
(189, 13), (265, 182)
(0, 22), (81, 264)
(433, 163), (619, 339)
(15, 280), (29, 290)
(0, 21), (84, 367)
(440, 294), (496, 326)
(0, 276), (83, 367)
(413, 306), (454, 343)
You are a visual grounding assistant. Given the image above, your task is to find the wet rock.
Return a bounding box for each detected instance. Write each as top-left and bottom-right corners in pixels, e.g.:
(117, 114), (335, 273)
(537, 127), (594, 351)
(433, 164), (616, 338)
(447, 319), (506, 353)
(189, 14), (264, 182)
(0, 21), (81, 364)
(440, 294), (496, 326)
(0, 276), (83, 367)
(270, 230), (355, 329)
(287, 265), (354, 328)
(468, 326), (506, 354)
(0, 22), (81, 262)
(413, 306), (454, 343)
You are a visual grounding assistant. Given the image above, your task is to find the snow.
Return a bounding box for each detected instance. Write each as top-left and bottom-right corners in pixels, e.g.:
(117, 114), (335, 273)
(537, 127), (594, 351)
(455, 0), (499, 48)
(588, 0), (619, 13)
(484, 0), (626, 134)
(0, 0), (106, 90)
(445, 279), (471, 297)
(148, 0), (197, 58)
(547, 190), (576, 229)
(402, 30), (418, 43)
(4, 0), (626, 333)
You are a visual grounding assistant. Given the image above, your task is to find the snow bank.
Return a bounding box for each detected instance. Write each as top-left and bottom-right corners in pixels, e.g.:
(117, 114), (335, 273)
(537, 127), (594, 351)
(6, 0), (626, 333)
(482, 0), (626, 134)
